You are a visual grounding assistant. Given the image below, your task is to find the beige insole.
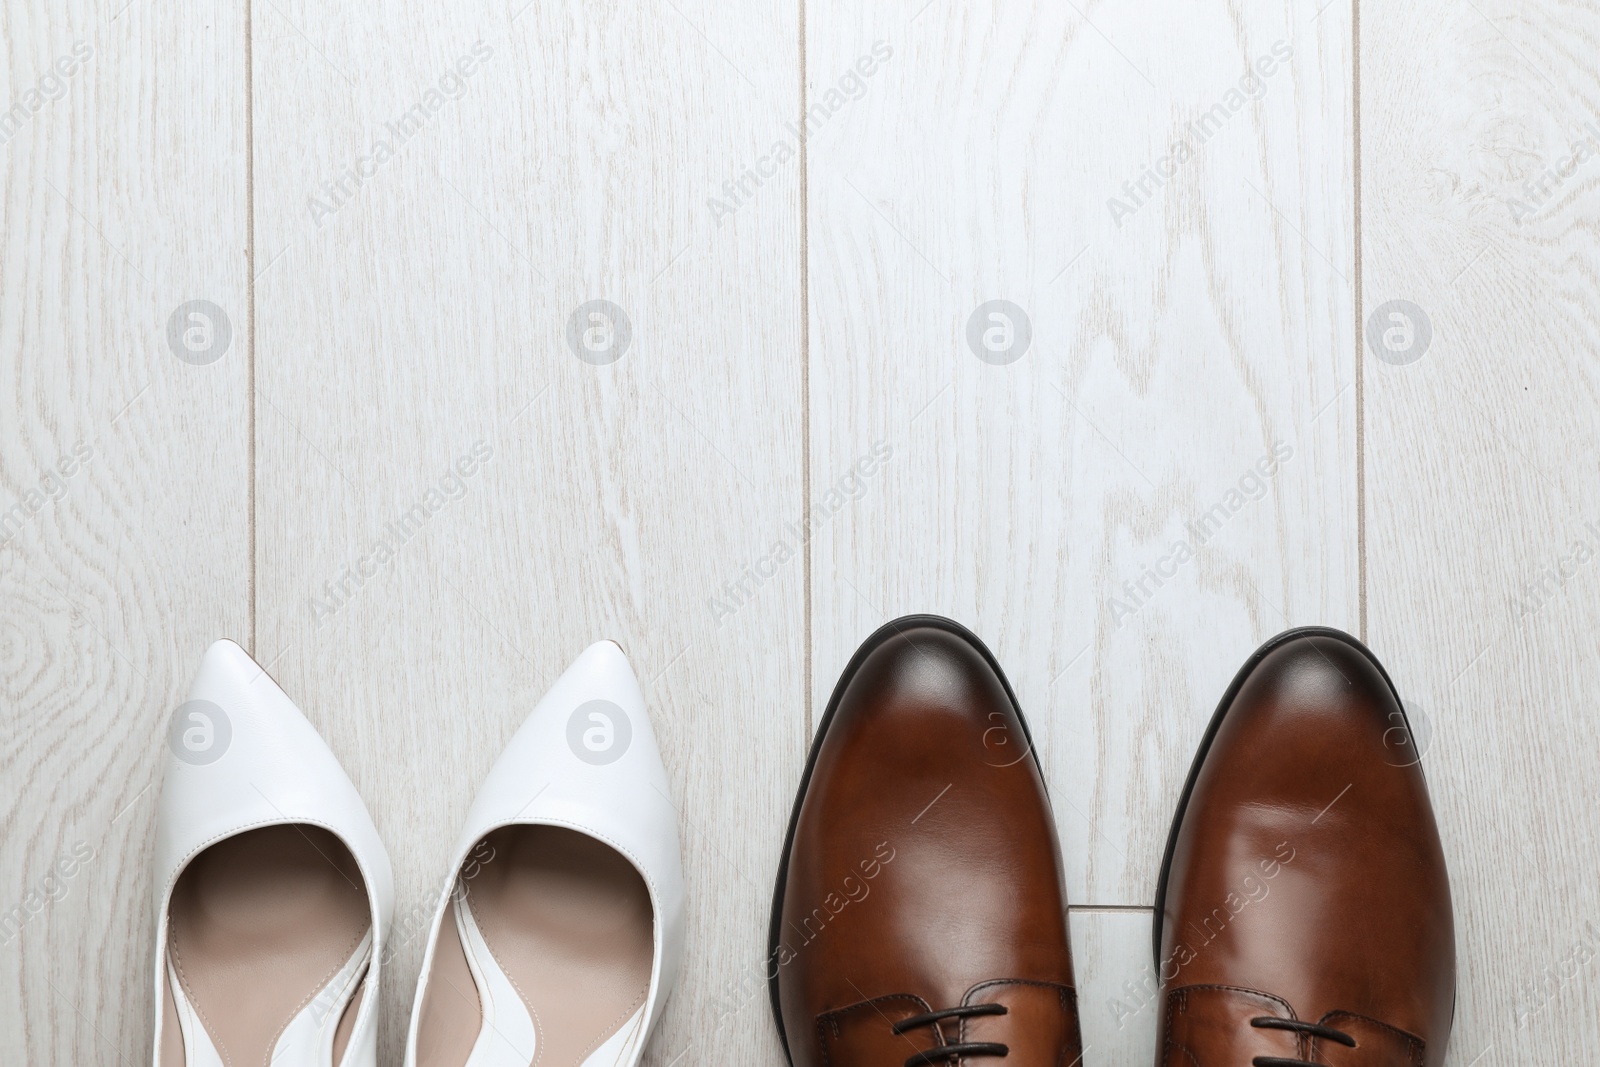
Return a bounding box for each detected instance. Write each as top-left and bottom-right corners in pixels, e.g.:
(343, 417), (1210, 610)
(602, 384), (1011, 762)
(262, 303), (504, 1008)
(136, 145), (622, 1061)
(415, 825), (654, 1067)
(414, 900), (482, 1067)
(164, 824), (370, 1067)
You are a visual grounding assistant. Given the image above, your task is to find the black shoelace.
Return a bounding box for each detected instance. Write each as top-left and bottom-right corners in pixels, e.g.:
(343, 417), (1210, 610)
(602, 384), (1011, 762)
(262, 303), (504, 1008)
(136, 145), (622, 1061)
(1249, 1016), (1356, 1066)
(892, 1003), (1010, 1066)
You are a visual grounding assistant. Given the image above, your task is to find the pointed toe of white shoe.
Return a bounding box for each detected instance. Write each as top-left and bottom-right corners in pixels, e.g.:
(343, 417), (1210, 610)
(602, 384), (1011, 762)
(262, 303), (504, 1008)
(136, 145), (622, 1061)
(152, 640), (394, 1067)
(405, 640), (686, 1067)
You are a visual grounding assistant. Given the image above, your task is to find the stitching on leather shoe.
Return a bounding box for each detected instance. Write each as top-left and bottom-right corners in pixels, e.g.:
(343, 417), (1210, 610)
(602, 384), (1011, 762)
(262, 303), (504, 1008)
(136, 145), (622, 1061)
(958, 980), (1080, 1067)
(261, 926), (367, 1067)
(1056, 985), (1081, 1067)
(465, 889), (545, 1064)
(1170, 983), (1299, 1018)
(963, 977), (1077, 1003)
(571, 986), (649, 1065)
(163, 816), (367, 904)
(816, 1013), (834, 1067)
(165, 931), (227, 1067)
(167, 870), (370, 1067)
(1317, 1010), (1427, 1065)
(1163, 988), (1202, 1067)
(816, 994), (932, 1067)
(523, 815), (662, 903)
(1164, 985), (1301, 1067)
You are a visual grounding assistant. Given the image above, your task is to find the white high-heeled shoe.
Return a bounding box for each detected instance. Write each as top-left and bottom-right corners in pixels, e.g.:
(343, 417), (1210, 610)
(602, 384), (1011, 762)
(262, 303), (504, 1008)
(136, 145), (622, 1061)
(150, 640), (394, 1067)
(403, 640), (685, 1067)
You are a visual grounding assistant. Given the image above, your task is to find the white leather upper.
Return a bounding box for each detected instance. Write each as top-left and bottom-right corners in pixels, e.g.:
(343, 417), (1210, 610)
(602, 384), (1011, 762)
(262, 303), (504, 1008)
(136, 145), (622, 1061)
(150, 639), (395, 1067)
(403, 640), (686, 1067)
(453, 893), (537, 1066)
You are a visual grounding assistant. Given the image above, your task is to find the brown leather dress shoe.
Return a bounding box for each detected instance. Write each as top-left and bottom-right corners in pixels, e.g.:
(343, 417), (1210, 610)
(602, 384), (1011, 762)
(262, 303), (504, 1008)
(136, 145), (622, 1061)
(769, 616), (1082, 1067)
(1153, 627), (1455, 1066)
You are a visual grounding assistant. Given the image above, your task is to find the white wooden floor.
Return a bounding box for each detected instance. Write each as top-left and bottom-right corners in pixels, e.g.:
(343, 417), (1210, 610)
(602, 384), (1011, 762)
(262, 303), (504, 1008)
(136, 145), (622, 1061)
(3, 0), (1598, 1063)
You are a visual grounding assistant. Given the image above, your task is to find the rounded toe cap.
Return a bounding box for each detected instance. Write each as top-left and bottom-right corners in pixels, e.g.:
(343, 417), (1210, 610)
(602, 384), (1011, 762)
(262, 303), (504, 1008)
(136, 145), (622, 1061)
(827, 622), (1019, 757)
(1158, 628), (1453, 1046)
(1225, 630), (1421, 769)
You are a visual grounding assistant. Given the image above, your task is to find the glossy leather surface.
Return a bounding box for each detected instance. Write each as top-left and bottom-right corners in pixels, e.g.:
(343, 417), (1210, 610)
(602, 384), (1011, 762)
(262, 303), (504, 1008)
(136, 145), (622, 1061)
(772, 618), (1081, 1067)
(1155, 629), (1454, 1065)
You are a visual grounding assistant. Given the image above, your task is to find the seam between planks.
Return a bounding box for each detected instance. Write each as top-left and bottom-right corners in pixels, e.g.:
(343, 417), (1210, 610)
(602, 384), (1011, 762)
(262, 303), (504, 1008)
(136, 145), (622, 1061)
(245, 0), (258, 655)
(1353, 0), (1366, 644)
(799, 0), (812, 741)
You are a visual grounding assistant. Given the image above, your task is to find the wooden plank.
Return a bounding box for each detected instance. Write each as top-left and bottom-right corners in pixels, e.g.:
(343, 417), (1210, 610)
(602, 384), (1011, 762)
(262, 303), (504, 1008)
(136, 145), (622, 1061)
(806, 1), (1356, 905)
(1074, 909), (1160, 1067)
(250, 0), (802, 1059)
(0, 0), (250, 1062)
(1362, 0), (1600, 1058)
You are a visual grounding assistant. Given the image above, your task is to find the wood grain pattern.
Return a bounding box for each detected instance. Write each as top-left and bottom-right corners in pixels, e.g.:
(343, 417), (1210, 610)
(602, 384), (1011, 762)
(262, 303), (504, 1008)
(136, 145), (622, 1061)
(1362, 0), (1600, 1058)
(805, 0), (1357, 906)
(5, 0), (1599, 1062)
(1073, 909), (1160, 1067)
(0, 0), (250, 1064)
(250, 0), (802, 1061)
